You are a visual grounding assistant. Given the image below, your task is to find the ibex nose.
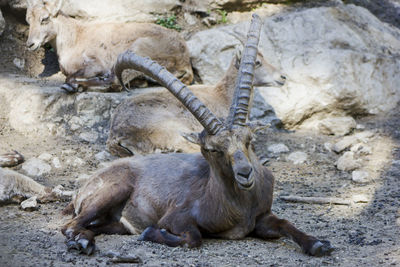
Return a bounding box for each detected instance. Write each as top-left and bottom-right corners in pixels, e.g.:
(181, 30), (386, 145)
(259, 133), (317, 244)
(238, 167), (253, 179)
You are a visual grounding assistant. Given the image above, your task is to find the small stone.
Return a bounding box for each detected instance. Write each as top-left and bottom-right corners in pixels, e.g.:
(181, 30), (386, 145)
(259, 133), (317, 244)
(352, 170), (370, 183)
(352, 194), (369, 203)
(79, 131), (98, 143)
(333, 131), (375, 153)
(95, 151), (113, 162)
(356, 124), (365, 130)
(21, 158), (52, 177)
(287, 151), (308, 164)
(336, 151), (361, 171)
(267, 143), (289, 154)
(351, 143), (372, 156)
(324, 142), (333, 152)
(184, 13), (197, 25)
(13, 58), (25, 70)
(73, 157), (85, 167)
(318, 116), (356, 136)
(52, 157), (62, 169)
(38, 153), (52, 162)
(20, 196), (38, 211)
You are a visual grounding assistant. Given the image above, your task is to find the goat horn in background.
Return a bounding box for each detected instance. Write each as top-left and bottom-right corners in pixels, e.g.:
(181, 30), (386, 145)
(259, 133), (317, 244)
(114, 52), (224, 135)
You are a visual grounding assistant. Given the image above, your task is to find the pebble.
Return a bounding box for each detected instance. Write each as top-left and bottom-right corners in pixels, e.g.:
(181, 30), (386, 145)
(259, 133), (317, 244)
(21, 158), (52, 177)
(352, 170), (370, 183)
(20, 196), (38, 211)
(287, 151), (308, 164)
(333, 131), (375, 153)
(336, 151), (361, 171)
(318, 116), (356, 136)
(267, 143), (289, 154)
(352, 194), (369, 203)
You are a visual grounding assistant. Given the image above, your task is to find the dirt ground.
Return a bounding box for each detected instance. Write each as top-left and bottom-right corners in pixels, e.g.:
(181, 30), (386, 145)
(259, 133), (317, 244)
(0, 3), (400, 267)
(0, 108), (399, 267)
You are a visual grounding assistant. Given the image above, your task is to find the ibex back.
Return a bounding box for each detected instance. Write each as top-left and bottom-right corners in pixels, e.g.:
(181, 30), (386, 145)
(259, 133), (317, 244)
(62, 14), (333, 257)
(25, 0), (193, 92)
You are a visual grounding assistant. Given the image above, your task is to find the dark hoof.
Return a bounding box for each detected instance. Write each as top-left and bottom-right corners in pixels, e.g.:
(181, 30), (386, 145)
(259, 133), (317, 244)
(138, 226), (156, 241)
(65, 236), (95, 255)
(61, 83), (78, 93)
(308, 240), (334, 256)
(77, 238), (95, 255)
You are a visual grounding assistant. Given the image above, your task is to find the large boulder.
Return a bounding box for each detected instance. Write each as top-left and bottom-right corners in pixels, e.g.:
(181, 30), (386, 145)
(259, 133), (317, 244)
(188, 4), (400, 131)
(0, 74), (129, 142)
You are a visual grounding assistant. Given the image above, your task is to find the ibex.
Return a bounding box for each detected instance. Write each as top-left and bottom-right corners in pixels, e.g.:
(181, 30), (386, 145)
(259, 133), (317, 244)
(107, 35), (286, 156)
(25, 0), (193, 92)
(62, 15), (333, 257)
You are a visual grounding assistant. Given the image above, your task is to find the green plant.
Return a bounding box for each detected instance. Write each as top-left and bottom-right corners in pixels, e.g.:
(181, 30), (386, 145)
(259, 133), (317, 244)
(217, 9), (228, 24)
(156, 15), (182, 31)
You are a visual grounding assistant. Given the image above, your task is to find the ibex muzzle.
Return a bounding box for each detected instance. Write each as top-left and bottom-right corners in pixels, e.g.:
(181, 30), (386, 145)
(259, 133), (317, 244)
(62, 14), (333, 257)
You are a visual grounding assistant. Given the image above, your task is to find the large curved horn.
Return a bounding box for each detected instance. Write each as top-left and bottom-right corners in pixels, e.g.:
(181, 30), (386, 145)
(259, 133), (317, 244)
(227, 14), (263, 128)
(114, 52), (224, 135)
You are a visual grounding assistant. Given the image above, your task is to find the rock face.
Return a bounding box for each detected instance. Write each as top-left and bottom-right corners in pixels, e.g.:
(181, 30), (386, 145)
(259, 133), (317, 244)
(0, 74), (127, 142)
(188, 4), (400, 131)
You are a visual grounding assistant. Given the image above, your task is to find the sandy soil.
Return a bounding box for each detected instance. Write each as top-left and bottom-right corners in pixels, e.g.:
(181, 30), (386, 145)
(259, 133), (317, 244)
(0, 3), (399, 267)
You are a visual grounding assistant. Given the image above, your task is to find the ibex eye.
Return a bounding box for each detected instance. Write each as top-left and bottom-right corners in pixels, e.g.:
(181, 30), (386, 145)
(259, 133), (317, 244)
(255, 60), (261, 67)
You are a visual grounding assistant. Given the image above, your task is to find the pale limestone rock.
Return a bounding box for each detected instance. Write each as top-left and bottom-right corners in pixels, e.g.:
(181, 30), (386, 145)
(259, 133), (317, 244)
(352, 194), (369, 203)
(287, 151), (308, 165)
(21, 158), (51, 177)
(336, 151), (361, 171)
(332, 131), (375, 153)
(351, 143), (372, 156)
(95, 151), (114, 162)
(38, 153), (52, 162)
(352, 170), (370, 184)
(52, 157), (62, 169)
(20, 196), (38, 211)
(318, 116), (356, 136)
(188, 5), (400, 130)
(267, 143), (289, 154)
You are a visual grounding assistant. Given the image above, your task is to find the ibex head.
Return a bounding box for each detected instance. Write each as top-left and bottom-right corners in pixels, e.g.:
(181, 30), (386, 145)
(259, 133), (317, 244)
(115, 14), (266, 190)
(26, 0), (63, 51)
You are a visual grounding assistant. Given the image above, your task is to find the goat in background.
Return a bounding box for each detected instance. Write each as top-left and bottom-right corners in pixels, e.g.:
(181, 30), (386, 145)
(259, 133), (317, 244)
(25, 0), (193, 92)
(107, 35), (286, 156)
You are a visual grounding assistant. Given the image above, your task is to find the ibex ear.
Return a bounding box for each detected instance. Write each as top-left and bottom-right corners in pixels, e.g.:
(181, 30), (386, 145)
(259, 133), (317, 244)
(181, 132), (201, 145)
(247, 121), (271, 133)
(43, 0), (63, 16)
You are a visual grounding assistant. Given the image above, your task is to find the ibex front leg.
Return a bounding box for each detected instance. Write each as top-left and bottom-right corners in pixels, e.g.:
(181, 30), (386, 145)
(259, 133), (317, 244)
(254, 213), (334, 256)
(139, 212), (202, 248)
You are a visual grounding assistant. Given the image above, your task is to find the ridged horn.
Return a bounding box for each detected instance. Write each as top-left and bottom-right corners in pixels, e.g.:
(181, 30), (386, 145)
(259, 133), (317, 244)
(227, 14), (263, 128)
(114, 51), (224, 135)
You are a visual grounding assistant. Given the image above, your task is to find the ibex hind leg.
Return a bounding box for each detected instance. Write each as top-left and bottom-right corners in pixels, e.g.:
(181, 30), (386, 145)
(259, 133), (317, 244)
(253, 213), (334, 256)
(61, 182), (131, 255)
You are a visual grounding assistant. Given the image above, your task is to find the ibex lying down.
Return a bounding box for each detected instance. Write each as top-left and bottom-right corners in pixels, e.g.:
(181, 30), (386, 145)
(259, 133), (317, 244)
(62, 15), (333, 257)
(107, 36), (286, 156)
(25, 0), (193, 92)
